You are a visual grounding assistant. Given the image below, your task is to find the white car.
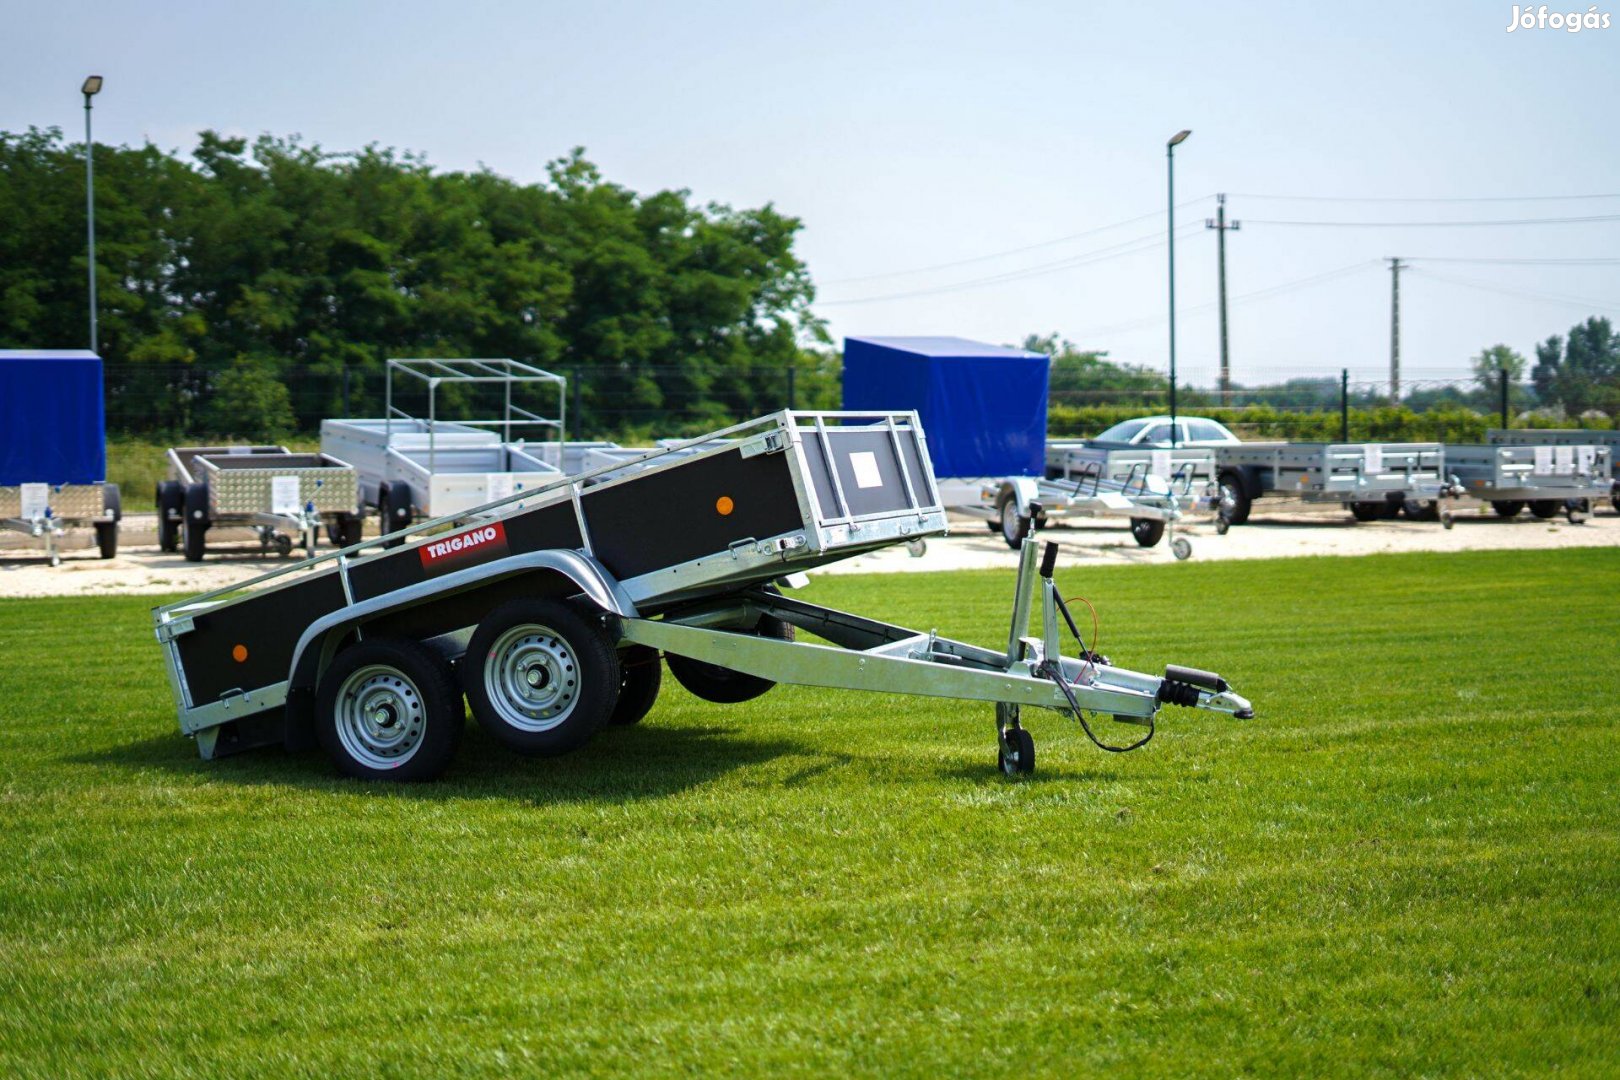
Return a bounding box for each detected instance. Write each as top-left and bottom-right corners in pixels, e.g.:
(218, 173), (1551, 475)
(1091, 415), (1240, 447)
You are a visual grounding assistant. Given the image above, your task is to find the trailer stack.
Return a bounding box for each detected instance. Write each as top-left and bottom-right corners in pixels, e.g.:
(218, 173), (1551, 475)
(1214, 441), (1460, 528)
(1487, 428), (1620, 512)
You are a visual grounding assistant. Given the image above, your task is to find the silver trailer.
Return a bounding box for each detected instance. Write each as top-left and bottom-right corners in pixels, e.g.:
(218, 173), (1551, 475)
(1212, 442), (1462, 528)
(321, 359), (569, 534)
(1487, 429), (1620, 512)
(955, 442), (1218, 559)
(1, 481), (120, 566)
(158, 446), (362, 561)
(1425, 442), (1612, 523)
(152, 411), (1252, 781)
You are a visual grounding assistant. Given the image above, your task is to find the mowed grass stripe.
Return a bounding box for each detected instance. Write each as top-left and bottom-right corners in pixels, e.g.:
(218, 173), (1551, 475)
(0, 547), (1616, 1077)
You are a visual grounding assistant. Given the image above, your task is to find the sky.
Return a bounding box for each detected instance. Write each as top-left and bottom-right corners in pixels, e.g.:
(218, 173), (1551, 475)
(5, 0), (1618, 388)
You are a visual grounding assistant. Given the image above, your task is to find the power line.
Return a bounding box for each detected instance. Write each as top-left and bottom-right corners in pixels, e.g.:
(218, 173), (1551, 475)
(1407, 269), (1620, 315)
(817, 223), (1204, 306)
(1229, 192), (1620, 204)
(1246, 214), (1620, 228)
(1075, 259), (1381, 338)
(1404, 256), (1620, 266)
(818, 195), (1215, 286)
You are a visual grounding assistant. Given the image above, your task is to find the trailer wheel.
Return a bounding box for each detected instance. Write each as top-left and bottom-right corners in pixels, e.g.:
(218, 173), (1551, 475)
(1349, 501), (1386, 523)
(1170, 536), (1193, 561)
(379, 484), (414, 548)
(1129, 518), (1165, 548)
(998, 726), (1035, 777)
(996, 491), (1030, 549)
(156, 481), (183, 552)
(1216, 471), (1251, 526)
(1491, 500), (1524, 518)
(465, 598), (620, 756)
(666, 616), (795, 704)
(1528, 500), (1559, 520)
(610, 645), (663, 726)
(330, 513), (364, 548)
(94, 521), (118, 559)
(1402, 499), (1439, 522)
(102, 483), (121, 523)
(1565, 498), (1589, 525)
(316, 637), (462, 781)
(182, 483), (210, 562)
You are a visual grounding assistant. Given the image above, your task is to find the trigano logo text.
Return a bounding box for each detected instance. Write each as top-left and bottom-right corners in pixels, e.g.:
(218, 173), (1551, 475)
(419, 522), (509, 574)
(1507, 4), (1610, 31)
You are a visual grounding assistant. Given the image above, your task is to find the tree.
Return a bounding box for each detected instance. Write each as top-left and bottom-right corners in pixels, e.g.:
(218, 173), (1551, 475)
(1471, 344), (1526, 392)
(1527, 318), (1620, 416)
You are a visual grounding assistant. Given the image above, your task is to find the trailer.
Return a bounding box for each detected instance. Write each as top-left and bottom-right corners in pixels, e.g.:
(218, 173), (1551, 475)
(1405, 442), (1612, 523)
(1486, 429), (1620, 512)
(321, 359), (569, 533)
(157, 446), (363, 561)
(153, 411), (1252, 781)
(1212, 442), (1462, 528)
(0, 350), (121, 566)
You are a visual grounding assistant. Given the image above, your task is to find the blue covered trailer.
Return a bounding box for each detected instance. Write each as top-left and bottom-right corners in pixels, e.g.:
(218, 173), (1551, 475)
(0, 349), (121, 564)
(842, 336), (1049, 479)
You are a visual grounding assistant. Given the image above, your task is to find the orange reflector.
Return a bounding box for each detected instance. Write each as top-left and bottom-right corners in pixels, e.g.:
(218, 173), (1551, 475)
(715, 496), (735, 516)
(231, 644), (248, 663)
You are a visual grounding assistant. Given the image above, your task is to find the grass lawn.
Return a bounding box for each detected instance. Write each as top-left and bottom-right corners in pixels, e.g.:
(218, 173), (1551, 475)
(1, 549), (1617, 1077)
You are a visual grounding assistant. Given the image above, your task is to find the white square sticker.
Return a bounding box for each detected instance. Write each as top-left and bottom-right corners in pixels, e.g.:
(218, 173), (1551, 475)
(1555, 446), (1575, 475)
(1362, 445), (1383, 474)
(19, 482), (49, 520)
(1578, 446), (1597, 472)
(486, 474), (515, 503)
(1533, 446), (1554, 474)
(1149, 450), (1172, 479)
(270, 476), (302, 515)
(848, 451), (884, 490)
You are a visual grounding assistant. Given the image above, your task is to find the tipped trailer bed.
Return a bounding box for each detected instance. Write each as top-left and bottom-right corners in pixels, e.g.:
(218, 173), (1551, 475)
(1213, 441), (1462, 527)
(159, 446), (362, 561)
(1487, 429), (1620, 512)
(1423, 442), (1611, 523)
(321, 358), (569, 532)
(153, 411), (1251, 781)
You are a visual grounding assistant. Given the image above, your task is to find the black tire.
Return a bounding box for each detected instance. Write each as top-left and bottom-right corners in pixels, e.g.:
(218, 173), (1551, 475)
(998, 727), (1035, 777)
(1402, 499), (1439, 522)
(182, 482), (210, 562)
(315, 637), (463, 781)
(94, 521), (117, 559)
(334, 513), (364, 547)
(1349, 501), (1386, 523)
(464, 598), (621, 756)
(1129, 518), (1165, 548)
(996, 490), (1030, 550)
(666, 615), (795, 704)
(1491, 500), (1524, 519)
(1217, 470), (1251, 526)
(1528, 500), (1559, 520)
(379, 483), (413, 548)
(102, 483), (121, 523)
(610, 644), (663, 726)
(156, 481), (183, 552)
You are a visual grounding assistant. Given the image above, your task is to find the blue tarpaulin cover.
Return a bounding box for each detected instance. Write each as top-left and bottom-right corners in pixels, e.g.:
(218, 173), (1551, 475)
(842, 336), (1049, 477)
(0, 350), (106, 485)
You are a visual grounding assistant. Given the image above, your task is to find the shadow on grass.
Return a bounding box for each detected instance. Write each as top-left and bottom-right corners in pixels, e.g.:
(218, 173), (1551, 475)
(934, 761), (1143, 785)
(69, 720), (798, 806)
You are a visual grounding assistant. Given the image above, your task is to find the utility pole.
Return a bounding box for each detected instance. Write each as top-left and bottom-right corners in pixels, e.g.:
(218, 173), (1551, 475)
(1386, 257), (1403, 403)
(1205, 194), (1240, 403)
(1166, 129), (1191, 446)
(82, 75), (104, 353)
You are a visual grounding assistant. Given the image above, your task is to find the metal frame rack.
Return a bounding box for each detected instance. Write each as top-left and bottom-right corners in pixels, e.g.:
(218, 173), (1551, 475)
(153, 411), (1250, 780)
(1434, 442), (1613, 522)
(1487, 429), (1620, 512)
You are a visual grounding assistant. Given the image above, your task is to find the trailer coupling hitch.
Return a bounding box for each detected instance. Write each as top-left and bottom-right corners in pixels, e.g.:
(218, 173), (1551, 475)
(1157, 664), (1254, 719)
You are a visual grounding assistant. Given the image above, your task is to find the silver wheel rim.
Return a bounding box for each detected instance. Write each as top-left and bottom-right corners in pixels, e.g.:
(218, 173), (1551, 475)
(335, 664), (426, 769)
(1001, 505), (1021, 544)
(483, 623), (580, 732)
(1218, 484), (1238, 518)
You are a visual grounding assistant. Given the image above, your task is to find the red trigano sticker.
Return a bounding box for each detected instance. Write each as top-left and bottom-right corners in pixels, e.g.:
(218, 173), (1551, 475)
(418, 522), (509, 574)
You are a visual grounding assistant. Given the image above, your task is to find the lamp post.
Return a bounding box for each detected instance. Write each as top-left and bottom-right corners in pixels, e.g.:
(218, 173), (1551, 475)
(1166, 128), (1191, 447)
(82, 75), (103, 354)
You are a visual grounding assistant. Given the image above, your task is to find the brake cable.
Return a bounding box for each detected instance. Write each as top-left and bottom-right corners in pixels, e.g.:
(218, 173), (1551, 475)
(1043, 590), (1154, 754)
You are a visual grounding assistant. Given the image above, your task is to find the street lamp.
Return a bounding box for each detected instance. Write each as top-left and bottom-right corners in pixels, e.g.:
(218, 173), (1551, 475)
(1166, 128), (1191, 446)
(82, 75), (103, 354)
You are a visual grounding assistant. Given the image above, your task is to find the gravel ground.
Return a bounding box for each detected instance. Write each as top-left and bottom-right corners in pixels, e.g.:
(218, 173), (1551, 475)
(2, 503), (1617, 598)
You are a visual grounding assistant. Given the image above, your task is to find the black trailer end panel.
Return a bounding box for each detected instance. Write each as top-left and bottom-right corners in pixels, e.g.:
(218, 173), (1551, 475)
(175, 572), (348, 706)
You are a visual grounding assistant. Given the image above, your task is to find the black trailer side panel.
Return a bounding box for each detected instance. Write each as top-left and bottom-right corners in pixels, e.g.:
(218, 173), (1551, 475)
(176, 572), (348, 705)
(581, 448), (802, 579)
